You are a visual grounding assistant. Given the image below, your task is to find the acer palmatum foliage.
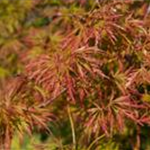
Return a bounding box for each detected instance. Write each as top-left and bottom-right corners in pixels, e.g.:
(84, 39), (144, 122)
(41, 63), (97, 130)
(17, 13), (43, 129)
(0, 76), (53, 150)
(1, 0), (150, 149)
(23, 0), (150, 139)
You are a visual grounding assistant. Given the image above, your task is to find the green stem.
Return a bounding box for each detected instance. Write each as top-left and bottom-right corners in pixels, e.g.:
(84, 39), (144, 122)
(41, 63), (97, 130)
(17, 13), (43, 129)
(67, 105), (76, 150)
(87, 134), (105, 150)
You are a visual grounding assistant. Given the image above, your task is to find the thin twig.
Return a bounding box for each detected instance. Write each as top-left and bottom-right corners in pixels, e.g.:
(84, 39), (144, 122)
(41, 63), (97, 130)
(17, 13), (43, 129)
(87, 134), (105, 150)
(67, 105), (76, 150)
(38, 88), (67, 108)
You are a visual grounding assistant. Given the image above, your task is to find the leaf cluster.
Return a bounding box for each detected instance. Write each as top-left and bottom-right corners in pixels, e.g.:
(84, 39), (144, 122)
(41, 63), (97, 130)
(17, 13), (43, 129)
(1, 0), (150, 149)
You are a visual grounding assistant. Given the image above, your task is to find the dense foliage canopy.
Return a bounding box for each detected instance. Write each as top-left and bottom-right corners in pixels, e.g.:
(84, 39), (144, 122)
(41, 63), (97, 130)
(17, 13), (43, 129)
(0, 0), (150, 149)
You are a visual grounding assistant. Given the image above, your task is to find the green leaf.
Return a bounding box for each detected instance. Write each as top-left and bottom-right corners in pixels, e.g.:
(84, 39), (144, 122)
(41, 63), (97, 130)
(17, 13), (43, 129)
(142, 94), (150, 102)
(0, 67), (9, 78)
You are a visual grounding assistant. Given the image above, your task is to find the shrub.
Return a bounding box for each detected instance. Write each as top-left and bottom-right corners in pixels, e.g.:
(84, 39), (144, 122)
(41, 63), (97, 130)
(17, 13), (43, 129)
(0, 0), (150, 149)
